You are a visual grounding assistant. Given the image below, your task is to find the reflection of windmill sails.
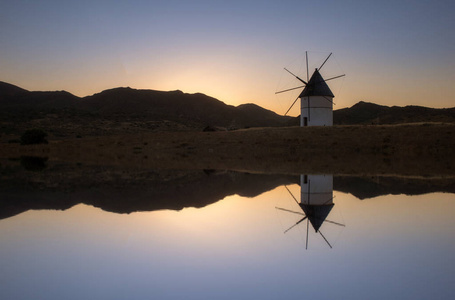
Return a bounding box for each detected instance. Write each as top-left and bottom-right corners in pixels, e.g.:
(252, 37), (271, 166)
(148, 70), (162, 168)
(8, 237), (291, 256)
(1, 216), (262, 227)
(276, 52), (345, 127)
(276, 175), (345, 249)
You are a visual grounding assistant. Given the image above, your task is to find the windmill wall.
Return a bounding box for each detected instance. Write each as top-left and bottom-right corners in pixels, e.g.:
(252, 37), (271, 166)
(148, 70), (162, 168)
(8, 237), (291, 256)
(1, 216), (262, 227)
(300, 174), (333, 205)
(300, 96), (333, 126)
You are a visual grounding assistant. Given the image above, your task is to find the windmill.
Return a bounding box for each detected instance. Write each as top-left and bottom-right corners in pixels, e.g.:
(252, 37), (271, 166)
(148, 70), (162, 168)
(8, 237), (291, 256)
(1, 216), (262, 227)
(276, 174), (345, 249)
(276, 52), (345, 126)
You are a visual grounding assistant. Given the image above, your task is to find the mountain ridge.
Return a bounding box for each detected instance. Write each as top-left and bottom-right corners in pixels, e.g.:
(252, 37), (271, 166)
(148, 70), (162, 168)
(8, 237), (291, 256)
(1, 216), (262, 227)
(334, 100), (455, 124)
(0, 81), (290, 131)
(1, 81), (454, 137)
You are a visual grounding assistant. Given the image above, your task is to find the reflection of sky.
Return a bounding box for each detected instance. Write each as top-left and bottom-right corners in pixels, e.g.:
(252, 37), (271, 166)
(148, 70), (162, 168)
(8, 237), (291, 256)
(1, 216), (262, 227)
(0, 186), (454, 299)
(1, 1), (454, 113)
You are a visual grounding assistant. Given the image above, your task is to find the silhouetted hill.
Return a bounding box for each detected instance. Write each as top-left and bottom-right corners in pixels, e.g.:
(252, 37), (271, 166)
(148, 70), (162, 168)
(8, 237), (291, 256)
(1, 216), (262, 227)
(266, 101), (455, 127)
(0, 81), (28, 97)
(236, 103), (289, 127)
(0, 82), (79, 110)
(2, 82), (454, 136)
(0, 82), (291, 133)
(334, 101), (455, 125)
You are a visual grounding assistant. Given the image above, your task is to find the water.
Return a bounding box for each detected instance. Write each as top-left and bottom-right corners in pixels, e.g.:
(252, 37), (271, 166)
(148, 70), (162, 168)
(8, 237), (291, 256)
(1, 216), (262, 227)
(0, 171), (454, 300)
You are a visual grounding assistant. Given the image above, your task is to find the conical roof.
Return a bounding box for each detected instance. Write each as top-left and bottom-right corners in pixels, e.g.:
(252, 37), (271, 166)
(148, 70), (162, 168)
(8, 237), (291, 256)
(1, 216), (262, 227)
(299, 69), (334, 98)
(299, 203), (334, 232)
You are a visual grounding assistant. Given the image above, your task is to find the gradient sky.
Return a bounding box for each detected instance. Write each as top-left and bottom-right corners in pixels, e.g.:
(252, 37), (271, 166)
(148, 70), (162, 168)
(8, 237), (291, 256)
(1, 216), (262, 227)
(1, 0), (454, 115)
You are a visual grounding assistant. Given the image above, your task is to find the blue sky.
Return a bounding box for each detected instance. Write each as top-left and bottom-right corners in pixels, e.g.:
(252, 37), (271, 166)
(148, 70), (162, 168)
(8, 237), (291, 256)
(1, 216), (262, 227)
(1, 0), (454, 114)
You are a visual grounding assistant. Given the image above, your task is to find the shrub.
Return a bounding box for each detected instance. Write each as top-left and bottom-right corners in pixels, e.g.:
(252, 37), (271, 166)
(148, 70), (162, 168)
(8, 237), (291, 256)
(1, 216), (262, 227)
(20, 129), (48, 145)
(20, 156), (48, 171)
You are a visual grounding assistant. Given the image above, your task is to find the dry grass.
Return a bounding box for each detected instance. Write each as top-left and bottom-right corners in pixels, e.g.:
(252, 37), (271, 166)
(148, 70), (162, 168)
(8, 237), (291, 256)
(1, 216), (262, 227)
(1, 123), (454, 176)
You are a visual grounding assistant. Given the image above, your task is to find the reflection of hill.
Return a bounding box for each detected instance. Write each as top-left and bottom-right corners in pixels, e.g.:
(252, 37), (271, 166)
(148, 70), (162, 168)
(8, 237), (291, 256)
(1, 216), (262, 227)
(1, 160), (454, 220)
(334, 176), (455, 200)
(0, 162), (297, 220)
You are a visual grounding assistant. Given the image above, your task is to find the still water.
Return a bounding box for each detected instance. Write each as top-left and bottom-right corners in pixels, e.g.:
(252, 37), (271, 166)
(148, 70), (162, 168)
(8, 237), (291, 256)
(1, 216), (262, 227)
(0, 173), (454, 300)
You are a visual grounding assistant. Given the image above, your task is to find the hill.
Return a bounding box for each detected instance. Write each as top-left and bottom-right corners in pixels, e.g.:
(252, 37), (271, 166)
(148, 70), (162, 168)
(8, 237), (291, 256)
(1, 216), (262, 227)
(334, 101), (455, 125)
(0, 81), (79, 110)
(2, 81), (455, 138)
(0, 82), (291, 137)
(80, 87), (288, 128)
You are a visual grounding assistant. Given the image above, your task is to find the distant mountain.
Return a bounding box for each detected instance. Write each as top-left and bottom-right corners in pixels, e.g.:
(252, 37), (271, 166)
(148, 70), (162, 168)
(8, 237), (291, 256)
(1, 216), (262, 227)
(334, 101), (455, 125)
(0, 81), (291, 131)
(0, 81), (79, 110)
(0, 81), (28, 97)
(260, 101), (455, 127)
(2, 82), (454, 135)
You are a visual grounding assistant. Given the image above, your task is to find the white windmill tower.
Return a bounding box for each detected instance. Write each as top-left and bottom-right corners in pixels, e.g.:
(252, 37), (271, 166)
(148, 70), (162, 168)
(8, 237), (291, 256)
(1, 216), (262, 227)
(276, 52), (345, 126)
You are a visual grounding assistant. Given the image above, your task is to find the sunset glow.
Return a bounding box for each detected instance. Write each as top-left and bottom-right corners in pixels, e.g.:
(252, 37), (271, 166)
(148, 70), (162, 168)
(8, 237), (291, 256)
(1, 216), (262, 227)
(1, 1), (454, 114)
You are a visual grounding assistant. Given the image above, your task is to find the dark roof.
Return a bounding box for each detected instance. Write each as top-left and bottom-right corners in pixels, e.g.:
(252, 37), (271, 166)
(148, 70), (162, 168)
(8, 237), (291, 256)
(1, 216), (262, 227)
(299, 69), (334, 98)
(299, 203), (334, 232)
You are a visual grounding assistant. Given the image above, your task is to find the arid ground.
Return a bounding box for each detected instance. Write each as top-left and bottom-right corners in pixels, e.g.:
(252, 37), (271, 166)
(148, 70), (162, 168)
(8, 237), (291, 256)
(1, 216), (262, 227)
(1, 123), (454, 176)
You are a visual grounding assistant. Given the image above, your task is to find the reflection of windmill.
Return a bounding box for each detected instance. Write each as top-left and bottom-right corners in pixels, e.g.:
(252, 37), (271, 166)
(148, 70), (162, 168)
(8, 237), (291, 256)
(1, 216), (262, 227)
(276, 52), (345, 126)
(276, 175), (345, 249)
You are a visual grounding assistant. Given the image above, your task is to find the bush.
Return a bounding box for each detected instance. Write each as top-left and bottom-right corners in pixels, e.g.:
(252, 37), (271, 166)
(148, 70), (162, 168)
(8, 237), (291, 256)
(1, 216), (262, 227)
(20, 156), (48, 171)
(20, 129), (48, 145)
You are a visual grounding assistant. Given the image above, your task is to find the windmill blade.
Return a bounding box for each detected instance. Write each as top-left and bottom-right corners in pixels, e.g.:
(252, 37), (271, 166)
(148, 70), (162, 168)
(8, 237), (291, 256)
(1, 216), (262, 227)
(306, 217), (309, 249)
(284, 95), (300, 116)
(319, 230), (333, 249)
(322, 74), (346, 82)
(296, 216), (308, 225)
(308, 96), (311, 121)
(312, 74), (345, 86)
(308, 179), (311, 205)
(308, 214), (345, 227)
(284, 185), (300, 205)
(318, 52), (332, 71)
(284, 68), (308, 85)
(306, 51), (309, 82)
(323, 96), (333, 103)
(275, 85), (305, 95)
(323, 219), (346, 227)
(275, 206), (305, 216)
(284, 222), (300, 234)
(284, 216), (308, 234)
(321, 196), (335, 205)
(322, 96), (335, 105)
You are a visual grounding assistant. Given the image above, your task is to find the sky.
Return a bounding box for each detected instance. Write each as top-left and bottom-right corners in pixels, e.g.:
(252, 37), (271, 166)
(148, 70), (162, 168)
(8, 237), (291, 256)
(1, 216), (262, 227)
(1, 0), (454, 115)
